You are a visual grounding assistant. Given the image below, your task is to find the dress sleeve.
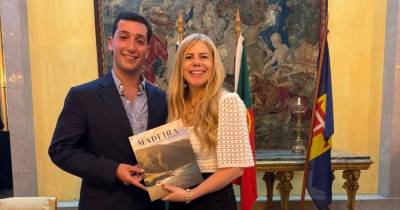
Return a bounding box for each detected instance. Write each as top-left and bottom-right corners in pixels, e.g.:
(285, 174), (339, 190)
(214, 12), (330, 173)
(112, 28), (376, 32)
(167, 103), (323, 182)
(216, 93), (255, 168)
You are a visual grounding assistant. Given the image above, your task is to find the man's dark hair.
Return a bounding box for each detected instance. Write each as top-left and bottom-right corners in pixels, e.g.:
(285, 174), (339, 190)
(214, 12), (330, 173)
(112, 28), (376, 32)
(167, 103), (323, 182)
(112, 12), (153, 43)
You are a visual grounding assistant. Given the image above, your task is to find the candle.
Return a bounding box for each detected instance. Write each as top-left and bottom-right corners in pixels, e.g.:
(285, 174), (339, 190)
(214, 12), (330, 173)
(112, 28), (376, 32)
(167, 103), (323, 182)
(297, 97), (301, 106)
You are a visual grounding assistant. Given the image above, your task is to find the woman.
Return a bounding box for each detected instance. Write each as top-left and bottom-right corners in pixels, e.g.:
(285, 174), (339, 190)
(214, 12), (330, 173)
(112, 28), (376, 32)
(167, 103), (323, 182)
(161, 33), (254, 210)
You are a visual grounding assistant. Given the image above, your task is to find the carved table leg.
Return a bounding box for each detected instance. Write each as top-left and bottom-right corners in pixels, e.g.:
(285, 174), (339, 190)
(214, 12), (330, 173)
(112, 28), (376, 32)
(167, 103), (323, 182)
(263, 172), (275, 210)
(342, 170), (361, 210)
(276, 171), (294, 210)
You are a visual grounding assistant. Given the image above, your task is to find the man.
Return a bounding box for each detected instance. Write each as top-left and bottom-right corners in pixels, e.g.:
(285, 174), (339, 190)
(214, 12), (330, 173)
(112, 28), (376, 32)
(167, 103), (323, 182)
(49, 12), (167, 210)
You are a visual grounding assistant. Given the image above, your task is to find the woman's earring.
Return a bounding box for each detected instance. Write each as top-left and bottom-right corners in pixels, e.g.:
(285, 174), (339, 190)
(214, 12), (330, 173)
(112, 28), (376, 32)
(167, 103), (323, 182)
(184, 80), (188, 88)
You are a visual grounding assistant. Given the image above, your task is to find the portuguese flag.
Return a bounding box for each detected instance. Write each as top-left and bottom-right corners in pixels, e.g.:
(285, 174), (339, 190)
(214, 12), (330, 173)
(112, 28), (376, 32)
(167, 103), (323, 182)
(234, 34), (257, 210)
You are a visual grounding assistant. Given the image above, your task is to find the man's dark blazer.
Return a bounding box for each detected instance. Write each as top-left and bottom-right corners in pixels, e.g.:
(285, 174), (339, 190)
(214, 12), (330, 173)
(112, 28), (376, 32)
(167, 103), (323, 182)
(49, 72), (167, 210)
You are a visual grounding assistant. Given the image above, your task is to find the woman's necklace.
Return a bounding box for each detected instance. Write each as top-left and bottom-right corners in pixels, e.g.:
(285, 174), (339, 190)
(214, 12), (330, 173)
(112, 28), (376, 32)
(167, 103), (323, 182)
(183, 100), (197, 124)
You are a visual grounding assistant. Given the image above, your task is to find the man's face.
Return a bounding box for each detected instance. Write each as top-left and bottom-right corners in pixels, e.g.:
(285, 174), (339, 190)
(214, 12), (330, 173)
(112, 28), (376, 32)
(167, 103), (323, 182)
(108, 20), (150, 75)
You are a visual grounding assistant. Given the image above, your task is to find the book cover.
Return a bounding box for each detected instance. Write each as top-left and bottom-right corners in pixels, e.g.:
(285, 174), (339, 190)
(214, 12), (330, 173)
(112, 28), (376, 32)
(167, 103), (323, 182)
(129, 120), (203, 201)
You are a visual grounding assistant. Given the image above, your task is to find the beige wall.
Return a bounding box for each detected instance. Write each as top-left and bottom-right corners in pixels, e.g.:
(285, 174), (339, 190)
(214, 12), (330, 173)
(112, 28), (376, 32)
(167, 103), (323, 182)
(26, 0), (386, 201)
(27, 0), (98, 200)
(327, 0), (386, 194)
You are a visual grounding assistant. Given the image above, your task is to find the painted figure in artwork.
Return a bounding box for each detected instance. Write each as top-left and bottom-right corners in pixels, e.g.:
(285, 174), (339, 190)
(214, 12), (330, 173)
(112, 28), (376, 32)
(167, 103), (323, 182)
(259, 0), (288, 50)
(263, 32), (290, 74)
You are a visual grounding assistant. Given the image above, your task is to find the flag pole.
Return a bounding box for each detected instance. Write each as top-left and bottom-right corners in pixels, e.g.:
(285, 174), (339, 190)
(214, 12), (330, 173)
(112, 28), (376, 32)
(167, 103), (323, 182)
(299, 0), (329, 209)
(0, 21), (8, 131)
(234, 8), (241, 92)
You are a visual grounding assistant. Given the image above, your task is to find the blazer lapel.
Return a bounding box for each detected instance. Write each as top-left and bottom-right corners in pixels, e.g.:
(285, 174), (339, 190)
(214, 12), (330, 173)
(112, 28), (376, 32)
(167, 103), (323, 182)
(97, 73), (133, 138)
(145, 83), (158, 130)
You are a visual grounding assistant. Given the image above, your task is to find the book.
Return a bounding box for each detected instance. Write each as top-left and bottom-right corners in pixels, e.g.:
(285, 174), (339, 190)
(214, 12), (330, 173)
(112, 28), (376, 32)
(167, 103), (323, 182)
(129, 120), (204, 201)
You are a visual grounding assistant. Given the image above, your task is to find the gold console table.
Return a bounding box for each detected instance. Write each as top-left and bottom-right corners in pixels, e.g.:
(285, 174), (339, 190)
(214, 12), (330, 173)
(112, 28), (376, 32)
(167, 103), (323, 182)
(256, 150), (373, 210)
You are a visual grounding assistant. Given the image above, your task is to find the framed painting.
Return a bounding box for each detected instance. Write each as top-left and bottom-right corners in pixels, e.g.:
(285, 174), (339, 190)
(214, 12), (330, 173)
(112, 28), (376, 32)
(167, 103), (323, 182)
(94, 0), (326, 151)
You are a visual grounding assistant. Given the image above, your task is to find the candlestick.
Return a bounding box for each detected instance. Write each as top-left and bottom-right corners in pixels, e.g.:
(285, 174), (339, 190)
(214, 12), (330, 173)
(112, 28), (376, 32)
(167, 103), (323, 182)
(292, 97), (306, 154)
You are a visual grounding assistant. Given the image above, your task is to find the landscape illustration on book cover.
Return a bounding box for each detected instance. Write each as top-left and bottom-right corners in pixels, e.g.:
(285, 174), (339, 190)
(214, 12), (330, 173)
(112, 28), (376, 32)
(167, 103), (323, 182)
(129, 120), (203, 201)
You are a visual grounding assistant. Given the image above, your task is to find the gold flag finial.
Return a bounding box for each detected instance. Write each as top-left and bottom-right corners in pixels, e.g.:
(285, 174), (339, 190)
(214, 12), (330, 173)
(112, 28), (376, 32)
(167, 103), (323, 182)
(235, 8), (241, 41)
(177, 11), (184, 43)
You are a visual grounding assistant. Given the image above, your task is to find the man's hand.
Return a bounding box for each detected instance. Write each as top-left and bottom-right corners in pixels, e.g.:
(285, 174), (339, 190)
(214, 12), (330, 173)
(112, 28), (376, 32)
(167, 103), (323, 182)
(115, 163), (147, 191)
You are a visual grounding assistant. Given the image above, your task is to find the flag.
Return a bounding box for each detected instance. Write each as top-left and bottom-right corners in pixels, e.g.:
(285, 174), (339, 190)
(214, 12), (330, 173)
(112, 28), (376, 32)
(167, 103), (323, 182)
(234, 34), (257, 210)
(306, 42), (334, 210)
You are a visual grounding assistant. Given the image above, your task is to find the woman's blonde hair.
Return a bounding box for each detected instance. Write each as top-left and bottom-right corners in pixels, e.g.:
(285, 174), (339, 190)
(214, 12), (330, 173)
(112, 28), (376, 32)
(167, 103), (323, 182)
(167, 33), (225, 150)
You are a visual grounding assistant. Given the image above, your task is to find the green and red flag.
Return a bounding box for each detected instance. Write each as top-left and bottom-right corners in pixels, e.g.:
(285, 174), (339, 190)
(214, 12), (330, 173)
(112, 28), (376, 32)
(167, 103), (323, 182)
(234, 34), (257, 210)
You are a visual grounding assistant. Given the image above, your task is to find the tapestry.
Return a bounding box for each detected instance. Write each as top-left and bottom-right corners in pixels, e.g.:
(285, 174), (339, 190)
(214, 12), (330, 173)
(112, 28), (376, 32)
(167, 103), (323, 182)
(95, 0), (321, 150)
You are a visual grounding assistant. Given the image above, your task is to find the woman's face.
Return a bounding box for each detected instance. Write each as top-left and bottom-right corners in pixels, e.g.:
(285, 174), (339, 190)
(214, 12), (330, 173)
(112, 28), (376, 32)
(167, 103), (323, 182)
(182, 41), (213, 90)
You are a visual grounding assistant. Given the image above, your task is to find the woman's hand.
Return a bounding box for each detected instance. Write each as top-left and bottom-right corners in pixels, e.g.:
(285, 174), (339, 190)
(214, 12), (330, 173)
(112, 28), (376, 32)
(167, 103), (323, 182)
(161, 184), (186, 202)
(161, 167), (243, 203)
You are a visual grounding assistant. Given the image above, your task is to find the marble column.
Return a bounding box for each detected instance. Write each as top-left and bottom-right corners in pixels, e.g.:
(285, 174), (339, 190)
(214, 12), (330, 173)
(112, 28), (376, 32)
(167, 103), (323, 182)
(0, 0), (38, 196)
(379, 0), (400, 198)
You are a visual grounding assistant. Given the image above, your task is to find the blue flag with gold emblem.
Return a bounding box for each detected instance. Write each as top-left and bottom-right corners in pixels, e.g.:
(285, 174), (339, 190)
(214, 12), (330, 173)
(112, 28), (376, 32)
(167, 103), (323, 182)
(306, 42), (334, 210)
